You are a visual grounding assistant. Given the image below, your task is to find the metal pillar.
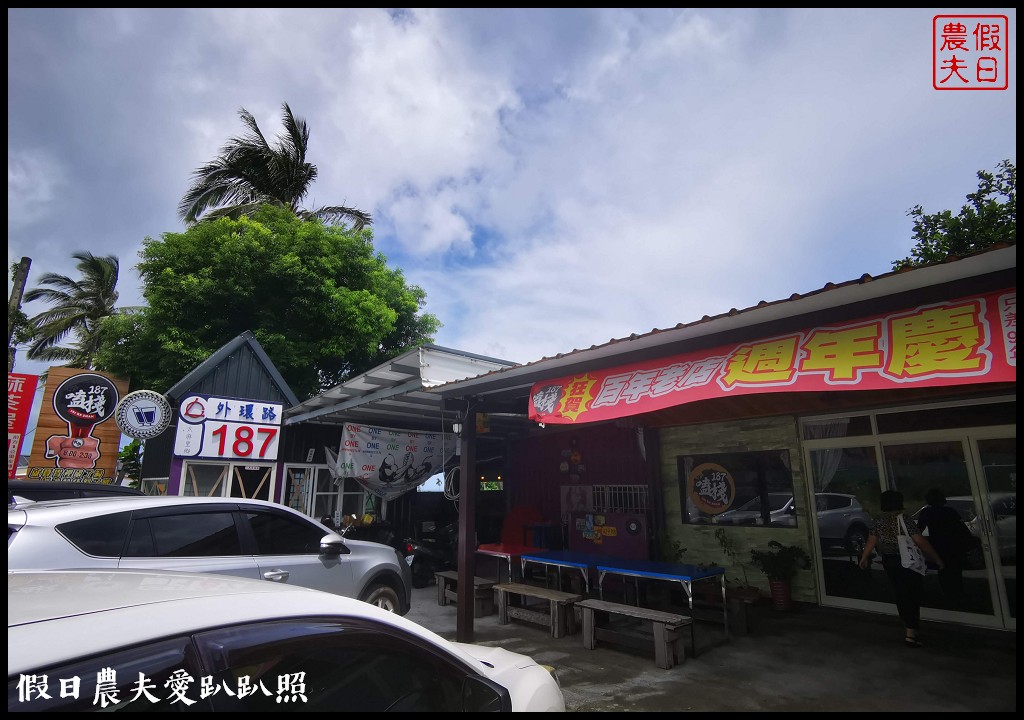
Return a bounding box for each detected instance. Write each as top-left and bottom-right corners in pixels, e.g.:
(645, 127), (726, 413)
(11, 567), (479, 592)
(8, 256), (32, 372)
(455, 407), (478, 642)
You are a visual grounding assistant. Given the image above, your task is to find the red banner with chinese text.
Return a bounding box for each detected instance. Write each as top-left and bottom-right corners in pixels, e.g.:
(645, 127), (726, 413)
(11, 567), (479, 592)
(529, 289), (1017, 425)
(8, 373), (39, 479)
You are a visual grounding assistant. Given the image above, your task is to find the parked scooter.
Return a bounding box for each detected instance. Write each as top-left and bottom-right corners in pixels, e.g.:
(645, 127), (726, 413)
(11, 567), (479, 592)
(334, 517), (408, 555)
(405, 521), (458, 588)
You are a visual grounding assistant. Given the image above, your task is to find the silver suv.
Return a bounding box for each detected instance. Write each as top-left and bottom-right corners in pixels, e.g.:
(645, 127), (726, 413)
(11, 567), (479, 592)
(7, 496), (412, 615)
(811, 492), (873, 556)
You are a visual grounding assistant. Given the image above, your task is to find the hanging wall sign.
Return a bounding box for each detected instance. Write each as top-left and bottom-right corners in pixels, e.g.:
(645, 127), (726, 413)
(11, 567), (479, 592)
(26, 367), (129, 483)
(530, 288), (1017, 425)
(114, 390), (172, 440)
(330, 423), (457, 501)
(173, 394), (283, 461)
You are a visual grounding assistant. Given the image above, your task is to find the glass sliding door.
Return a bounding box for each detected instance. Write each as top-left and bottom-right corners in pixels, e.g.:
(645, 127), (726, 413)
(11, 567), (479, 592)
(882, 440), (996, 619)
(971, 435), (1016, 629)
(801, 396), (1015, 630)
(810, 446), (882, 602)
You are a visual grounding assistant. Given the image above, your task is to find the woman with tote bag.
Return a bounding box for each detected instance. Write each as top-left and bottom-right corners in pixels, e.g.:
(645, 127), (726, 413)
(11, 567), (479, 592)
(858, 490), (945, 647)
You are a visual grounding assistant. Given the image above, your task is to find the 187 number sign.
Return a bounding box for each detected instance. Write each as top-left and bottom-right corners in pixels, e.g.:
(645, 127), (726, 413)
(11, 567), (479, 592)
(203, 421), (280, 460)
(173, 394), (284, 461)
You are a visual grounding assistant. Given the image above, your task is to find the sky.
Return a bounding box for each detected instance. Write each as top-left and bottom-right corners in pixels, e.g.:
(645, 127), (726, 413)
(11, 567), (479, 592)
(7, 8), (1017, 445)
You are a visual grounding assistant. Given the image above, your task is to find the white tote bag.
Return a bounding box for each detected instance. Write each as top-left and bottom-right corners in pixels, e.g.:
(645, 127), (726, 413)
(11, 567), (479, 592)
(897, 514), (928, 575)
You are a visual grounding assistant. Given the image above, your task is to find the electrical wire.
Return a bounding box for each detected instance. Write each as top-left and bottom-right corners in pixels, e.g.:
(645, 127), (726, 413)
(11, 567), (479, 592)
(438, 404), (465, 513)
(443, 466), (460, 512)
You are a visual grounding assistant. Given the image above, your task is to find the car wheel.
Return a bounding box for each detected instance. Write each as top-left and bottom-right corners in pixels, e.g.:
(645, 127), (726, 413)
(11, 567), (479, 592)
(845, 526), (868, 556)
(362, 583), (402, 613)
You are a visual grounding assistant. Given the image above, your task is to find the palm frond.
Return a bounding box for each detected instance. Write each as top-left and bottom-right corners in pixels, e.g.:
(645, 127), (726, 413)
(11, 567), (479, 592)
(196, 202), (274, 223)
(26, 318), (80, 357)
(278, 102), (310, 166)
(179, 157), (271, 223)
(26, 345), (85, 364)
(178, 102), (370, 228)
(23, 275), (80, 302)
(304, 205), (373, 231)
(23, 252), (119, 368)
(236, 107), (272, 152)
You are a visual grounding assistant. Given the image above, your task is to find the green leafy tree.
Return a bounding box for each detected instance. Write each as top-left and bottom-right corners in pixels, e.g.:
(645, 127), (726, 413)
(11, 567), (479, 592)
(892, 159), (1016, 270)
(117, 439), (143, 485)
(97, 206), (439, 398)
(22, 251), (120, 369)
(179, 102), (372, 230)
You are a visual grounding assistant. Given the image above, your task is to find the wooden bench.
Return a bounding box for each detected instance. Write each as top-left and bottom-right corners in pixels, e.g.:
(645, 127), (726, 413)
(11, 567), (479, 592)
(576, 598), (693, 669)
(493, 582), (583, 639)
(435, 570), (497, 618)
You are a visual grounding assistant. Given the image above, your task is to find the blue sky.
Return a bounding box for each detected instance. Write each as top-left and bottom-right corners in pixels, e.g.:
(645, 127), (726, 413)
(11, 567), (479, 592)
(7, 8), (1017, 445)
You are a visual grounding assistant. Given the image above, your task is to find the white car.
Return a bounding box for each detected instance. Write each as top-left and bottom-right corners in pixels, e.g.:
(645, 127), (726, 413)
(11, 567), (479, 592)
(8, 568), (566, 712)
(7, 495), (412, 615)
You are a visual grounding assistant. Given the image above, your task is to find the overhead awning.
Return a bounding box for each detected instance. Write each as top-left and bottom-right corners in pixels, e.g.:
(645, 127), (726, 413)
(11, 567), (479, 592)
(284, 344), (518, 432)
(528, 288), (1017, 425)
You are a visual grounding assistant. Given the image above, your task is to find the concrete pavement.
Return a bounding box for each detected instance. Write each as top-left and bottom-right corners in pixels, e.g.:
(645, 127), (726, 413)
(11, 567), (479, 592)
(403, 583), (1016, 712)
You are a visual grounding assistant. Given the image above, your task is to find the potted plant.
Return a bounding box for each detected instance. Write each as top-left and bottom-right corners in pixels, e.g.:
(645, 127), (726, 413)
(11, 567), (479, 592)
(750, 540), (811, 610)
(656, 530), (686, 563)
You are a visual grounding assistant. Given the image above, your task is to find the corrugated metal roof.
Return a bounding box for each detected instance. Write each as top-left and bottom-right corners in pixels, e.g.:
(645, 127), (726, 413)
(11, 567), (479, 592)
(435, 242), (1017, 400)
(283, 344), (517, 430)
(284, 242), (1015, 434)
(166, 330), (299, 407)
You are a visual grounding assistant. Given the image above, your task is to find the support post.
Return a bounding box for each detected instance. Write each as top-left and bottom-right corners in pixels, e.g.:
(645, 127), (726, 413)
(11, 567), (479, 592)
(8, 256), (32, 372)
(456, 405), (478, 642)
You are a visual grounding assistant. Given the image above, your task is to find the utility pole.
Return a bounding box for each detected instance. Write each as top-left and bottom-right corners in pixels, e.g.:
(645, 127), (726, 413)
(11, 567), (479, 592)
(8, 256), (32, 372)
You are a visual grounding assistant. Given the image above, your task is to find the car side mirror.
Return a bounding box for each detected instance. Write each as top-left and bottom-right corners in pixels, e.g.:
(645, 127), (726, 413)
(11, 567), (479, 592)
(320, 533), (349, 556)
(461, 675), (513, 712)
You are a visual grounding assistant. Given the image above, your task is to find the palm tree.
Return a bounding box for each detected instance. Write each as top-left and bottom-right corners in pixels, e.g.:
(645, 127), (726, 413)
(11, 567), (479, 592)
(23, 251), (120, 369)
(178, 102), (372, 230)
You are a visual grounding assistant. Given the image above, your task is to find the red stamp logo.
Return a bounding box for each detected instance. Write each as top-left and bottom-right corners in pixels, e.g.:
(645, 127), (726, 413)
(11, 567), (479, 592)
(933, 15), (1009, 90)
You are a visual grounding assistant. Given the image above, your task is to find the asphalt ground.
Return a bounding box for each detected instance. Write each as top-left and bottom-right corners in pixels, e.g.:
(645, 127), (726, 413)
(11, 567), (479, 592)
(403, 581), (1016, 712)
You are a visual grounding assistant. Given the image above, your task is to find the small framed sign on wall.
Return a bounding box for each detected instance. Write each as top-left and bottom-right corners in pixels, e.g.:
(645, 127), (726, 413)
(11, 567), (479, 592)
(678, 450), (795, 528)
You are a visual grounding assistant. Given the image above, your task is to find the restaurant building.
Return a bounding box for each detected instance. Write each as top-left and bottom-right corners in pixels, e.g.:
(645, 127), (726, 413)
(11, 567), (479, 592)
(277, 243), (1015, 641)
(123, 216), (1013, 646)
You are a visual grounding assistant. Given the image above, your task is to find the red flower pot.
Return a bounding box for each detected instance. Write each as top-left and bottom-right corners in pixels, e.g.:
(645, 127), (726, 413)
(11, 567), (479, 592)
(769, 579), (792, 610)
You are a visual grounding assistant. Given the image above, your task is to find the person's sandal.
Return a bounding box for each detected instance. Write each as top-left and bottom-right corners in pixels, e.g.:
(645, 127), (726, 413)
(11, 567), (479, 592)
(904, 637), (924, 648)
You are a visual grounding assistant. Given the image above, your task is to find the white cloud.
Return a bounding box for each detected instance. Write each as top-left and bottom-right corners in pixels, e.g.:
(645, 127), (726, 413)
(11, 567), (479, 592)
(7, 7), (1016, 376)
(387, 188), (476, 255)
(7, 149), (65, 231)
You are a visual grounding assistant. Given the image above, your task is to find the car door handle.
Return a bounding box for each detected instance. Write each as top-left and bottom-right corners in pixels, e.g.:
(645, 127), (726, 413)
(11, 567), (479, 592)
(263, 569), (290, 583)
